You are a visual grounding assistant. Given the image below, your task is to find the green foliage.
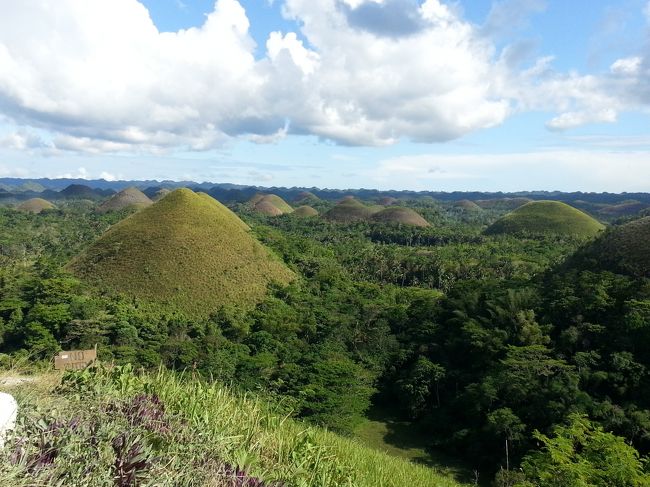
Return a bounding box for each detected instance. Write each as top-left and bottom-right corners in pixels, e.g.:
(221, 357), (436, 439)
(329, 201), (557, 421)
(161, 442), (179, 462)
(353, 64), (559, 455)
(517, 414), (650, 487)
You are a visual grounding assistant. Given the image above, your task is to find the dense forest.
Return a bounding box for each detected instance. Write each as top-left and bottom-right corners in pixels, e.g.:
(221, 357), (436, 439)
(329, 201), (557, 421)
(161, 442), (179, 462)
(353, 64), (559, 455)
(1, 185), (650, 486)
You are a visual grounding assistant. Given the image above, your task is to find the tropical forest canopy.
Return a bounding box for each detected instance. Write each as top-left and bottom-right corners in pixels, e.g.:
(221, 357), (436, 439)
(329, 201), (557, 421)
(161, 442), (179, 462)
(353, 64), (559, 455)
(2, 178), (650, 486)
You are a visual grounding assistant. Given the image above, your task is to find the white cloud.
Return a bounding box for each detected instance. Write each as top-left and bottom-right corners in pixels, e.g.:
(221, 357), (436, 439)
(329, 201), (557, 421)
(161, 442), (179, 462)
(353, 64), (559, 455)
(0, 0), (646, 154)
(0, 130), (49, 150)
(610, 56), (642, 76)
(645, 1), (650, 22)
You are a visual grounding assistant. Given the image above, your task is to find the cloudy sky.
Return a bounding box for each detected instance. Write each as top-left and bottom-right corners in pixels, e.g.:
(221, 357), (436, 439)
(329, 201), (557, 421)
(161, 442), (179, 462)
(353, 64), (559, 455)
(0, 0), (649, 191)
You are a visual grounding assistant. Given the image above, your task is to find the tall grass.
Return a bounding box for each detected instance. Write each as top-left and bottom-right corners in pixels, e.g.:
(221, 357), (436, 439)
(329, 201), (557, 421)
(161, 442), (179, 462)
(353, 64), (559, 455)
(0, 366), (465, 486)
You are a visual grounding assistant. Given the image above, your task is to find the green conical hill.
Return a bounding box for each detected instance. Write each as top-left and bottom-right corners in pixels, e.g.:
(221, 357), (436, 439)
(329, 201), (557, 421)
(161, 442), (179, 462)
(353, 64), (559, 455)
(323, 198), (373, 223)
(567, 216), (650, 278)
(67, 189), (293, 317)
(293, 205), (319, 217)
(196, 192), (250, 231)
(371, 207), (430, 227)
(17, 198), (55, 214)
(454, 199), (482, 211)
(97, 187), (152, 213)
(293, 191), (320, 204)
(250, 194), (294, 215)
(485, 200), (604, 237)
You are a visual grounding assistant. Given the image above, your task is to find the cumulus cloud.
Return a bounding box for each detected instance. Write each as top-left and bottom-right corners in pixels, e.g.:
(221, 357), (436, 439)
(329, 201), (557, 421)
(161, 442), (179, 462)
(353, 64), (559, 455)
(0, 0), (646, 153)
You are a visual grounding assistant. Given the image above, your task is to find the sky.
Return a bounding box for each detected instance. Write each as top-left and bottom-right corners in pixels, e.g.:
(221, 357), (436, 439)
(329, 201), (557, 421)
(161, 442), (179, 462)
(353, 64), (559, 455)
(0, 0), (649, 192)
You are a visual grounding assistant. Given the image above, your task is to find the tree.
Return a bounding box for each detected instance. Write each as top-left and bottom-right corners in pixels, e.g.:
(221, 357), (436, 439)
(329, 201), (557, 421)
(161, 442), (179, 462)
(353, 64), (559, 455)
(518, 414), (650, 487)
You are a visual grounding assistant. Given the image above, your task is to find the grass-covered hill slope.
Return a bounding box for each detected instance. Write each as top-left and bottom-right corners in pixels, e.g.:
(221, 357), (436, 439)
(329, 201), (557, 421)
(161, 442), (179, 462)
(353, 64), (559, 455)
(453, 199), (482, 211)
(323, 198), (374, 223)
(370, 207), (430, 227)
(293, 191), (321, 205)
(293, 205), (319, 217)
(566, 216), (650, 278)
(16, 198), (55, 213)
(485, 200), (605, 237)
(97, 187), (153, 213)
(251, 194), (294, 215)
(66, 188), (293, 317)
(0, 366), (463, 487)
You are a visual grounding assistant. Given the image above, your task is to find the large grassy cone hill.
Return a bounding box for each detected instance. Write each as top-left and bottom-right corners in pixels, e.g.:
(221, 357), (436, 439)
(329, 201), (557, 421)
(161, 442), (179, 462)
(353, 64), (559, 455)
(67, 189), (293, 317)
(323, 198), (373, 223)
(371, 207), (430, 227)
(293, 205), (319, 217)
(485, 200), (605, 237)
(566, 216), (650, 278)
(97, 187), (153, 213)
(16, 198), (55, 214)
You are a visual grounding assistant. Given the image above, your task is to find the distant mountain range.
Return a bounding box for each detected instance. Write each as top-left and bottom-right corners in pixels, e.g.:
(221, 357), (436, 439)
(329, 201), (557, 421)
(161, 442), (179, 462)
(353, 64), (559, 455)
(1, 177), (650, 207)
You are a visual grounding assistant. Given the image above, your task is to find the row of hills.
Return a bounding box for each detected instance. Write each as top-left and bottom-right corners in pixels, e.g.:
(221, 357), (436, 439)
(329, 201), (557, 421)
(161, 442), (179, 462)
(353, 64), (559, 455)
(5, 179), (646, 319)
(1, 177), (650, 221)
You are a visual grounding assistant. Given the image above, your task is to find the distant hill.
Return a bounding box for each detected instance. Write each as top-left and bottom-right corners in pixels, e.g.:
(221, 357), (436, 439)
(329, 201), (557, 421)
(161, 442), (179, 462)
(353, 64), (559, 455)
(454, 199), (482, 211)
(476, 197), (532, 210)
(371, 207), (430, 227)
(293, 191), (321, 205)
(16, 198), (55, 214)
(485, 200), (605, 237)
(59, 184), (104, 200)
(152, 188), (171, 201)
(566, 216), (650, 278)
(250, 194), (294, 215)
(323, 198), (373, 223)
(67, 189), (293, 317)
(293, 205), (319, 217)
(597, 200), (650, 217)
(378, 196), (398, 206)
(97, 187), (153, 213)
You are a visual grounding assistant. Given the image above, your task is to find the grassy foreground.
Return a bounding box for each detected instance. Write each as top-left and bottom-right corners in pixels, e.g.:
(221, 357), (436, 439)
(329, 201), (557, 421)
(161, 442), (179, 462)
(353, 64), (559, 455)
(0, 366), (465, 487)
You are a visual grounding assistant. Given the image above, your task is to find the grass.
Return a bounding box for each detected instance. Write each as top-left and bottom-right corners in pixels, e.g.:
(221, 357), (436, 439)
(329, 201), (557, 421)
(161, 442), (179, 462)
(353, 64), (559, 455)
(354, 408), (475, 484)
(0, 366), (466, 487)
(97, 187), (153, 213)
(370, 207), (431, 227)
(66, 188), (294, 318)
(485, 200), (605, 238)
(16, 198), (55, 214)
(293, 206), (319, 217)
(252, 195), (294, 215)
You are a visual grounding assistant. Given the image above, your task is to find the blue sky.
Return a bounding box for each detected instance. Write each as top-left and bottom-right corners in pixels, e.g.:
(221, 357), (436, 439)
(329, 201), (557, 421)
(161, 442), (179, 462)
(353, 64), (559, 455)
(1, 0), (649, 191)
